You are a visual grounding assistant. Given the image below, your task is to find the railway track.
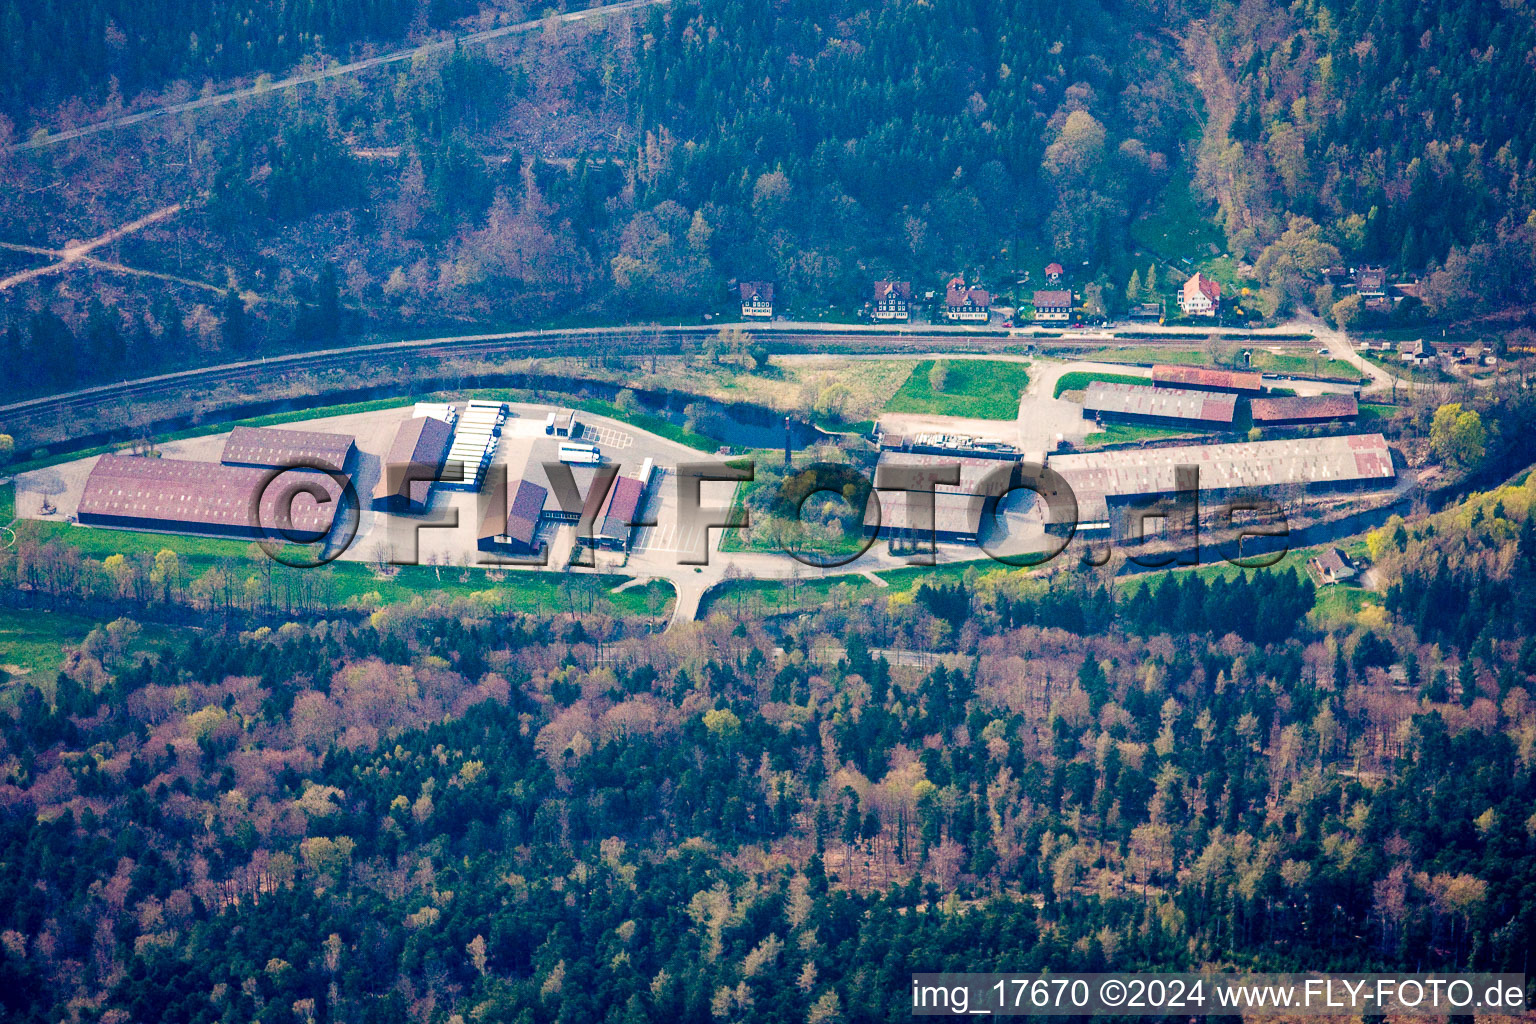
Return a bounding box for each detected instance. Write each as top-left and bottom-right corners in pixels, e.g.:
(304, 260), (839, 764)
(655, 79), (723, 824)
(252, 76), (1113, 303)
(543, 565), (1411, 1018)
(0, 325), (1016, 450)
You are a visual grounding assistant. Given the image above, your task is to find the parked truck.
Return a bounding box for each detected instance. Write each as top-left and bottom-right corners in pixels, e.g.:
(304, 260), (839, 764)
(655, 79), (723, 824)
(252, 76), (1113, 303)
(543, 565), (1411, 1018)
(558, 442), (602, 465)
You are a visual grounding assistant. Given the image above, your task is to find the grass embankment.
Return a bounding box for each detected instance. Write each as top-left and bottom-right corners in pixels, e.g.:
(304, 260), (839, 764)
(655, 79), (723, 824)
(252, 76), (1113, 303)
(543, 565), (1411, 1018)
(885, 359), (1031, 419)
(698, 557), (996, 618)
(702, 531), (1380, 621)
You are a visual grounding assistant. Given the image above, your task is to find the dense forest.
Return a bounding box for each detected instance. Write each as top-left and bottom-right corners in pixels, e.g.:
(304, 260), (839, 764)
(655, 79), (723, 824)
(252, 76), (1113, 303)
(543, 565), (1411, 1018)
(616, 0), (1187, 307)
(5, 470), (1536, 1022)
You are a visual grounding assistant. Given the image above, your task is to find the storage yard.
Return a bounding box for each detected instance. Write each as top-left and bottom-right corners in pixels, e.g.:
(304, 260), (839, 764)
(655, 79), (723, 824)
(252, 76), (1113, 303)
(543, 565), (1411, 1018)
(14, 399), (736, 576)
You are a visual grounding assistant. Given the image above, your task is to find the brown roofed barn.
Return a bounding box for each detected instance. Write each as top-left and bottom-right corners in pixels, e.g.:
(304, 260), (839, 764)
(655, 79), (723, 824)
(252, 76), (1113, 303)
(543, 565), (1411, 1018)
(222, 426), (356, 472)
(1151, 364), (1263, 394)
(1249, 393), (1359, 425)
(479, 478), (549, 555)
(373, 416), (455, 511)
(79, 455), (345, 540)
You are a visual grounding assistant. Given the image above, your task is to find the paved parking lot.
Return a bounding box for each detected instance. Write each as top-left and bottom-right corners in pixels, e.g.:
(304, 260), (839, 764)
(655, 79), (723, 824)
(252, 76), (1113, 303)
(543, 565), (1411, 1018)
(578, 423), (634, 449)
(630, 470), (716, 558)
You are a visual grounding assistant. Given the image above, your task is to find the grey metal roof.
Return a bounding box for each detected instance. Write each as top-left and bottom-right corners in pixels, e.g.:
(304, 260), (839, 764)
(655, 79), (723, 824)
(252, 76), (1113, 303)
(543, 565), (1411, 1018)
(1084, 382), (1235, 424)
(1047, 433), (1395, 522)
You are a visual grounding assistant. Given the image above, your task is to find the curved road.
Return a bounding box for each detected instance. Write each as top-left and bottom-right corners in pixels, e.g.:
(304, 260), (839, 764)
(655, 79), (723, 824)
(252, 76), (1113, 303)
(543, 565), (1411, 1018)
(5, 0), (667, 153)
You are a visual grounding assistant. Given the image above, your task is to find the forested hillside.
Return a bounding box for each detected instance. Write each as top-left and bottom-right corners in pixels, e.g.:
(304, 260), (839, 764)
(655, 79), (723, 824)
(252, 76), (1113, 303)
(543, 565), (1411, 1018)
(618, 0), (1188, 307)
(1190, 0), (1536, 316)
(6, 0), (1536, 398)
(5, 515), (1536, 1021)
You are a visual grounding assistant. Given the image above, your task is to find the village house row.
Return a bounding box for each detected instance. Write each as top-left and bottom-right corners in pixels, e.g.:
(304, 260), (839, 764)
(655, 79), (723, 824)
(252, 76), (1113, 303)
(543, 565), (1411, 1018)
(736, 263), (1408, 325)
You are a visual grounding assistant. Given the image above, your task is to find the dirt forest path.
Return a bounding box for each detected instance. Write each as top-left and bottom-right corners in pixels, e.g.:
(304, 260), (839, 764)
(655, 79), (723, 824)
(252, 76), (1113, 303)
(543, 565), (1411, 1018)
(0, 204), (184, 291)
(5, 0), (668, 153)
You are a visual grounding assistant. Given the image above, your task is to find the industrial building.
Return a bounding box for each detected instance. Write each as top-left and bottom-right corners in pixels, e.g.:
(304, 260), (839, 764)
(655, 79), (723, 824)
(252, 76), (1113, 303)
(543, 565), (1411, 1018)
(1249, 393), (1359, 426)
(78, 454), (344, 539)
(372, 414), (455, 511)
(412, 402), (458, 426)
(1083, 382), (1236, 429)
(862, 451), (1020, 544)
(591, 459), (655, 551)
(1151, 364), (1263, 394)
(478, 478), (550, 555)
(442, 400), (506, 491)
(545, 409), (579, 436)
(221, 426), (356, 471)
(1045, 433), (1395, 534)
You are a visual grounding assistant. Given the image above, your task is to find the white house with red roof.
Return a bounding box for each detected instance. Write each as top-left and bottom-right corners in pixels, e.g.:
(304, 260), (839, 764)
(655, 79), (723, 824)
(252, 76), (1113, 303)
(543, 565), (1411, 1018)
(1178, 272), (1221, 316)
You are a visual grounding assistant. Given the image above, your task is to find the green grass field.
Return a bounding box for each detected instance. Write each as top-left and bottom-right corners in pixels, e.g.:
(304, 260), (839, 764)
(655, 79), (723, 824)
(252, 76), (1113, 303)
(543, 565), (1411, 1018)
(1063, 347), (1206, 367)
(1359, 403), (1400, 421)
(1083, 423), (1194, 446)
(1248, 351), (1364, 379)
(885, 360), (1031, 419)
(1130, 180), (1226, 262)
(1052, 371), (1152, 399)
(0, 607), (181, 696)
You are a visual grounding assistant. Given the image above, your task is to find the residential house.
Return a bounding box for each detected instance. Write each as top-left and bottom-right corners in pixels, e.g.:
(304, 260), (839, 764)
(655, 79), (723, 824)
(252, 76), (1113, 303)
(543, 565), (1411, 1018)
(872, 281), (912, 322)
(739, 281), (774, 319)
(1178, 272), (1221, 317)
(1400, 339), (1435, 365)
(1307, 547), (1359, 586)
(944, 277), (991, 323)
(1355, 265), (1389, 311)
(1031, 289), (1072, 324)
(1044, 262), (1064, 283)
